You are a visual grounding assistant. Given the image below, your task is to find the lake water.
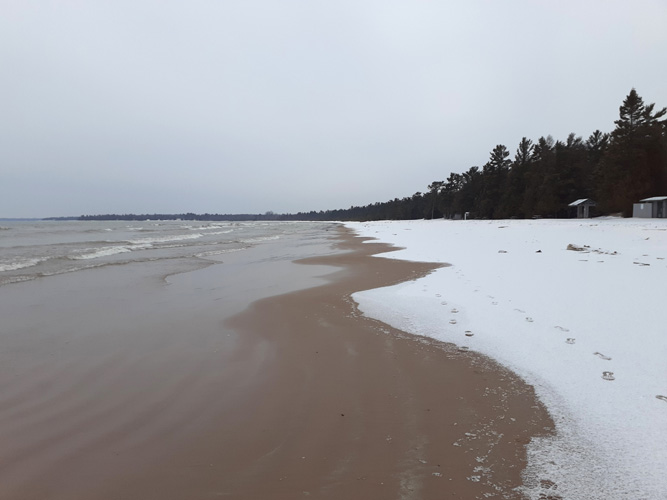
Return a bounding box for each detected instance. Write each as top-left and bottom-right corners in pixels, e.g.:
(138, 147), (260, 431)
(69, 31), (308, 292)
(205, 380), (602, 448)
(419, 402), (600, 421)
(0, 219), (334, 287)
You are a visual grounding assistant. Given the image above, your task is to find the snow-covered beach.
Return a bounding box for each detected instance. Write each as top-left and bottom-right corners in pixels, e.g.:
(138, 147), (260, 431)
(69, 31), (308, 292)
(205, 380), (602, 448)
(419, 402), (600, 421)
(347, 218), (667, 500)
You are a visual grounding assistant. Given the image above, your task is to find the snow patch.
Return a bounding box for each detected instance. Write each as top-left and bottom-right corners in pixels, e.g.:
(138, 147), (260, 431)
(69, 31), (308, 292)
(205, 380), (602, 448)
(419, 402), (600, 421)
(347, 218), (667, 500)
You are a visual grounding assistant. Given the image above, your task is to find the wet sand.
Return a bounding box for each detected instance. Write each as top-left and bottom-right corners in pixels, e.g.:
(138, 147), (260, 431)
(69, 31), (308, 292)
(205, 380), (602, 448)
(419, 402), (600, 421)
(0, 226), (552, 499)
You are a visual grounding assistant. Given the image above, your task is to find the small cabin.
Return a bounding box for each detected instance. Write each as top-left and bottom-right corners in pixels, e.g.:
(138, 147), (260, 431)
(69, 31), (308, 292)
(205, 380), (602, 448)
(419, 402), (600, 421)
(633, 196), (667, 218)
(568, 198), (596, 218)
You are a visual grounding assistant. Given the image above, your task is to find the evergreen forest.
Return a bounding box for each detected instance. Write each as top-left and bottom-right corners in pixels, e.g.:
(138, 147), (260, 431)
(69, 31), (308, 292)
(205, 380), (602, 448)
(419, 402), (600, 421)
(76, 89), (666, 222)
(307, 88), (667, 221)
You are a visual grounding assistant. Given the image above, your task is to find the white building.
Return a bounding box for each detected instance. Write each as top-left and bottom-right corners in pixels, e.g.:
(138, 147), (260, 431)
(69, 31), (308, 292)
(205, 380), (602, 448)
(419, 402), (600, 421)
(633, 196), (667, 218)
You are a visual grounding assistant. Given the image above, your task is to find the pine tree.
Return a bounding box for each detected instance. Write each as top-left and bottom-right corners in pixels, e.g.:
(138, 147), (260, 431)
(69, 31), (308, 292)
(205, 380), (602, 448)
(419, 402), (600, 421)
(440, 173), (463, 218)
(556, 133), (589, 213)
(454, 166), (482, 217)
(598, 89), (667, 215)
(427, 181), (444, 219)
(586, 130), (609, 165)
(499, 137), (533, 217)
(479, 145), (511, 218)
(528, 136), (556, 216)
(613, 89), (666, 139)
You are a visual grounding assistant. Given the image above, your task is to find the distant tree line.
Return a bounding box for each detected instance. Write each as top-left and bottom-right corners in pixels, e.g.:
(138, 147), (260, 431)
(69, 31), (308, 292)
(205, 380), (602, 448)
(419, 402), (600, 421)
(69, 89), (666, 222)
(76, 213), (285, 222)
(319, 88), (666, 221)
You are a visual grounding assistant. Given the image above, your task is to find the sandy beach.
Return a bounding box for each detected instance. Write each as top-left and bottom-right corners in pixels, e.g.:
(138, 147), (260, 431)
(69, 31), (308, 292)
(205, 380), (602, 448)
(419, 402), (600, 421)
(0, 225), (551, 499)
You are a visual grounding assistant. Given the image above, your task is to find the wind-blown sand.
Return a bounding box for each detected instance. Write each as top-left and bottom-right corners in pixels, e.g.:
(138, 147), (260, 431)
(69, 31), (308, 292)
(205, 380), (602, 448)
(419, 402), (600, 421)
(0, 226), (550, 499)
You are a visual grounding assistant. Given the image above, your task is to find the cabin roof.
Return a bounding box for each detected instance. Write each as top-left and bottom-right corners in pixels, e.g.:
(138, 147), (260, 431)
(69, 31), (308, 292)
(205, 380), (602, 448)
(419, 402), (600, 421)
(640, 196), (667, 202)
(568, 198), (596, 207)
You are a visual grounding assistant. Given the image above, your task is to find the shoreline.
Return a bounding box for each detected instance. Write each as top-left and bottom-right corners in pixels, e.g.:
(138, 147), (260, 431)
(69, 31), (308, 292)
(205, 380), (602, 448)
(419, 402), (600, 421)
(124, 226), (552, 499)
(346, 218), (667, 499)
(0, 224), (554, 499)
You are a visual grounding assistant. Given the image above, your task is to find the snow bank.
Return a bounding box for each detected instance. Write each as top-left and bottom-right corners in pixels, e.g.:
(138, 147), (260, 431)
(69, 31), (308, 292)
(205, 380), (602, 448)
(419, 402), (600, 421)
(346, 218), (667, 500)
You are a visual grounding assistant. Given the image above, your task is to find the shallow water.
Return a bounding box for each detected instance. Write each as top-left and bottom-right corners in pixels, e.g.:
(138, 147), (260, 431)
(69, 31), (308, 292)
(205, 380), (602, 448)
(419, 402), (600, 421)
(0, 219), (332, 286)
(0, 220), (341, 498)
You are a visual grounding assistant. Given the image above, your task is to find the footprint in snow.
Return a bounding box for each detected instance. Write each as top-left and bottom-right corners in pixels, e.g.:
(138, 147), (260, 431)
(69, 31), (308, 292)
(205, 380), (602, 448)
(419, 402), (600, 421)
(465, 331), (474, 337)
(538, 479), (562, 500)
(593, 352), (612, 361)
(657, 395), (667, 403)
(440, 301), (448, 306)
(451, 308), (458, 313)
(514, 308), (526, 313)
(602, 371), (615, 381)
(538, 493), (563, 500)
(539, 479), (558, 490)
(566, 338), (576, 344)
(492, 301), (499, 306)
(449, 319), (457, 325)
(525, 317), (534, 323)
(555, 326), (570, 332)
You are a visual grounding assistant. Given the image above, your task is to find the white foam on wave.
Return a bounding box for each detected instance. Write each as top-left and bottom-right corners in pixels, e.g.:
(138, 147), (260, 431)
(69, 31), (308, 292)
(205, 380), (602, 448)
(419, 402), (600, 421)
(180, 223), (234, 233)
(127, 233), (203, 245)
(239, 235), (280, 244)
(0, 257), (47, 272)
(69, 246), (133, 260)
(195, 247), (246, 258)
(206, 229), (234, 236)
(68, 230), (232, 261)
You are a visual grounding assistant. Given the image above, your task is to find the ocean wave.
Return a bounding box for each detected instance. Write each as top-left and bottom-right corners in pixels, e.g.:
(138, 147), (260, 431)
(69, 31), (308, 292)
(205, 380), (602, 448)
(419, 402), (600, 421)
(0, 257), (48, 272)
(206, 230), (234, 236)
(191, 224), (233, 231)
(126, 233), (203, 245)
(69, 235), (208, 261)
(68, 246), (134, 260)
(0, 220), (302, 288)
(195, 248), (246, 258)
(0, 275), (33, 286)
(1, 258), (138, 286)
(239, 235), (281, 243)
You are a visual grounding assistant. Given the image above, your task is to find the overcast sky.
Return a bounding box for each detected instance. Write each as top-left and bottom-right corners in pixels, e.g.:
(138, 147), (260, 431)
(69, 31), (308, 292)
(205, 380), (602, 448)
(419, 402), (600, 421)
(1, 1), (666, 218)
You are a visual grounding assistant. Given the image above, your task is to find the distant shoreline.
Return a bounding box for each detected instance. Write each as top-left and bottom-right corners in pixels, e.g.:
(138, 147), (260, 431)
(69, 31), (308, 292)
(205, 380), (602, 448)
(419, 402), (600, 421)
(58, 213), (309, 221)
(0, 218), (43, 222)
